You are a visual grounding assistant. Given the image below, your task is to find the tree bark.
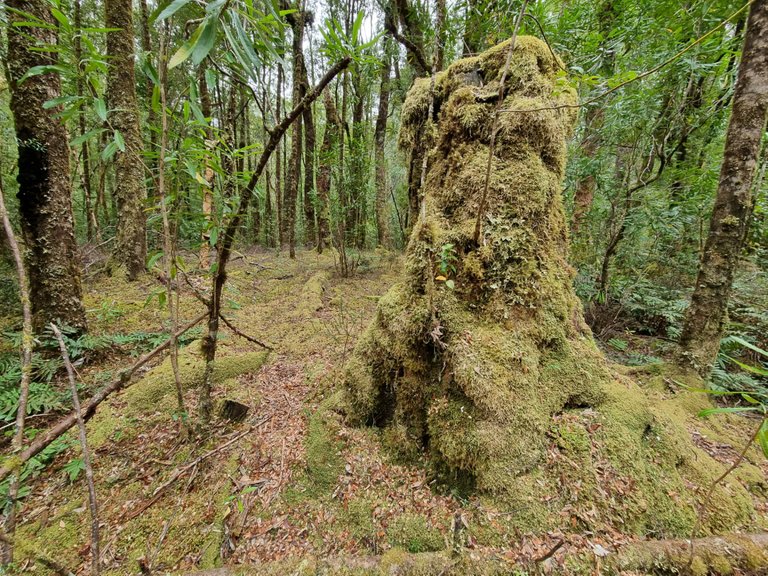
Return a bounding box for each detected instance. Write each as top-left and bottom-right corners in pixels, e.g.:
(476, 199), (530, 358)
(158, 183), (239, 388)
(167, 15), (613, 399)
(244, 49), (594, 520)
(680, 0), (768, 374)
(317, 89), (339, 254)
(5, 0), (88, 334)
(374, 42), (392, 247)
(287, 8), (305, 259)
(301, 68), (317, 247)
(106, 0), (147, 280)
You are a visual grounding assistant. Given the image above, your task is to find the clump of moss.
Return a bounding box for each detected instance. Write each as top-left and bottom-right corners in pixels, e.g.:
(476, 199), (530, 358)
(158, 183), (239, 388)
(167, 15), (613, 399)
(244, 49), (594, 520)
(122, 343), (268, 415)
(387, 513), (445, 553)
(343, 37), (757, 538)
(305, 405), (345, 492)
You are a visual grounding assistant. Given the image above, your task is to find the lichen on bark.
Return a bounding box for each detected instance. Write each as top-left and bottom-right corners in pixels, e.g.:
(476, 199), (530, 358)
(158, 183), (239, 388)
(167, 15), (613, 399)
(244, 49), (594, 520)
(343, 37), (759, 537)
(106, 0), (147, 280)
(5, 0), (88, 333)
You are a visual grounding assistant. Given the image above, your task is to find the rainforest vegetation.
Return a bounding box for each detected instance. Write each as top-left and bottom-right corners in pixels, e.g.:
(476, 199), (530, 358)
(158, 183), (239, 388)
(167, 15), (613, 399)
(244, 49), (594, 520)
(0, 0), (767, 573)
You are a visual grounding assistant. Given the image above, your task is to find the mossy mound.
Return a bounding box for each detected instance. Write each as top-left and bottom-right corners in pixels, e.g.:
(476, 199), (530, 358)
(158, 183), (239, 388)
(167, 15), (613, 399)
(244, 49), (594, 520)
(343, 37), (758, 537)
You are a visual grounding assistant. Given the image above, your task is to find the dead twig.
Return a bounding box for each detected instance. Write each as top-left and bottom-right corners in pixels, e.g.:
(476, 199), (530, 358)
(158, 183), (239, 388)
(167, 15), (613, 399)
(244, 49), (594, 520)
(219, 314), (273, 350)
(688, 416), (765, 564)
(0, 312), (208, 485)
(0, 177), (34, 565)
(50, 323), (100, 575)
(125, 417), (271, 520)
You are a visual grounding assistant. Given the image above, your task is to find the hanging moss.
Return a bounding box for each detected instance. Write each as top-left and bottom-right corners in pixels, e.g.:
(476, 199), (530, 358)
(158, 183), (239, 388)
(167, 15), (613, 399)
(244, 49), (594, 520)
(343, 37), (758, 537)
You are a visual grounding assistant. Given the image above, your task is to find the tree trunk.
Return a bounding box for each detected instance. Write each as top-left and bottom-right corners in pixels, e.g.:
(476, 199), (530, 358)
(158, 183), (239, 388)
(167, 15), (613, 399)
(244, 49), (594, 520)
(276, 65), (284, 248)
(680, 0), (768, 374)
(374, 42), (392, 247)
(199, 64), (214, 269)
(302, 69), (317, 247)
(106, 0), (147, 280)
(5, 0), (88, 334)
(74, 0), (97, 241)
(317, 89), (339, 254)
(287, 8), (305, 259)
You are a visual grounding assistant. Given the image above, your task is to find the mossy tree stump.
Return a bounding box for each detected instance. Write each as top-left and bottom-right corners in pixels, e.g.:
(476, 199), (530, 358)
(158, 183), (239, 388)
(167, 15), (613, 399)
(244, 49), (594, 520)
(344, 38), (757, 536)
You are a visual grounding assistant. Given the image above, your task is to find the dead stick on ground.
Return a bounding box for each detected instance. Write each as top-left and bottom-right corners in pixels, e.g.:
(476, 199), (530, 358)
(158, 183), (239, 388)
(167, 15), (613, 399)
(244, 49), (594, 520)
(219, 314), (273, 350)
(125, 417), (270, 520)
(0, 312), (207, 485)
(50, 323), (101, 575)
(688, 416), (765, 564)
(0, 174), (33, 566)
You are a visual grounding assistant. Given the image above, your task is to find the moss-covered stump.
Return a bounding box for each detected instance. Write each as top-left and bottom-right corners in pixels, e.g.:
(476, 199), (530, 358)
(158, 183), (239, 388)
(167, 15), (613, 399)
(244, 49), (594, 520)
(343, 37), (758, 536)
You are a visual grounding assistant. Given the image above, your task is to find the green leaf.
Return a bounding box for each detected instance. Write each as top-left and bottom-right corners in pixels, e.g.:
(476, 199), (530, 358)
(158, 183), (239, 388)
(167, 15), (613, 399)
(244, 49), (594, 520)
(698, 406), (760, 418)
(758, 420), (768, 459)
(191, 17), (218, 65)
(209, 227), (218, 247)
(147, 251), (164, 270)
(71, 128), (105, 147)
(724, 355), (768, 377)
(728, 336), (768, 359)
(101, 140), (119, 160)
(113, 130), (125, 152)
(154, 0), (194, 23)
(94, 98), (107, 122)
(445, 279), (455, 290)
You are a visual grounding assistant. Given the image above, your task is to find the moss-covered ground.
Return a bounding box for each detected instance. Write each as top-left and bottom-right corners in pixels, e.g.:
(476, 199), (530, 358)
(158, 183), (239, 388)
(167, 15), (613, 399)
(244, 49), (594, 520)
(5, 247), (767, 575)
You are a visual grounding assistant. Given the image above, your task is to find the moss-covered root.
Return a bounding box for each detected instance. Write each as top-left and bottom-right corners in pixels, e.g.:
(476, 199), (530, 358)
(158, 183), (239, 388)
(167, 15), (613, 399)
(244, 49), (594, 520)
(615, 533), (768, 575)
(182, 534), (768, 575)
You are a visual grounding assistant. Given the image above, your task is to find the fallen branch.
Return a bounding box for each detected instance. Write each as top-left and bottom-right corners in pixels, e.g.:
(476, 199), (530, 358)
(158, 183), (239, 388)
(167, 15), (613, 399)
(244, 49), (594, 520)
(125, 417), (270, 520)
(0, 165), (33, 565)
(219, 314), (273, 350)
(183, 533), (768, 575)
(51, 323), (100, 575)
(0, 312), (207, 485)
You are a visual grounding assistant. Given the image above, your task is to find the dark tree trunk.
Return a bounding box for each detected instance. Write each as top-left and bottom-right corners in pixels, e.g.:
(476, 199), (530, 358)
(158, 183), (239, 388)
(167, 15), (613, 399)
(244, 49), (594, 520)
(106, 0), (147, 280)
(302, 71), (317, 247)
(276, 64), (284, 248)
(374, 42), (392, 247)
(5, 0), (88, 334)
(680, 0), (768, 374)
(287, 8), (305, 259)
(74, 0), (97, 241)
(317, 90), (339, 254)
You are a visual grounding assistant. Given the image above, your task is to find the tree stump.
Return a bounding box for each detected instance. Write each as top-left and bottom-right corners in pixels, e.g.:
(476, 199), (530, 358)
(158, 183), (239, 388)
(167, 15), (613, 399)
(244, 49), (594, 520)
(343, 37), (758, 536)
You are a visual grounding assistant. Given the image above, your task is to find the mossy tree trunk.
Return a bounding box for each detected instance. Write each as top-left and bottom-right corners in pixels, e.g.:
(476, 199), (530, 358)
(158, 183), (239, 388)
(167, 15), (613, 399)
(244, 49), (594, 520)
(344, 39), (754, 537)
(680, 0), (768, 374)
(374, 41), (392, 248)
(316, 89), (339, 254)
(5, 0), (88, 334)
(106, 0), (147, 280)
(286, 6), (305, 259)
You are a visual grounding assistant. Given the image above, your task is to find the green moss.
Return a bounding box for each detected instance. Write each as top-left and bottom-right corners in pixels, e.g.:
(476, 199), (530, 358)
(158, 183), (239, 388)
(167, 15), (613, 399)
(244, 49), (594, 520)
(305, 404), (344, 492)
(386, 513), (445, 553)
(122, 343), (268, 415)
(344, 37), (758, 540)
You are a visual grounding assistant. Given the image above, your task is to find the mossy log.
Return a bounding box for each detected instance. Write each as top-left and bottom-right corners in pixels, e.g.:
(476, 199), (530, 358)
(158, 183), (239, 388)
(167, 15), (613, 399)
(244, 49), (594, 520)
(183, 533), (768, 575)
(342, 38), (759, 536)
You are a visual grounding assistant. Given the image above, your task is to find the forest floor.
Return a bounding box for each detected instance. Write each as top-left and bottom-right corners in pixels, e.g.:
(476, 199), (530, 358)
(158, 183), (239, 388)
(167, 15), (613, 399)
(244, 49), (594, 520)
(7, 249), (768, 575)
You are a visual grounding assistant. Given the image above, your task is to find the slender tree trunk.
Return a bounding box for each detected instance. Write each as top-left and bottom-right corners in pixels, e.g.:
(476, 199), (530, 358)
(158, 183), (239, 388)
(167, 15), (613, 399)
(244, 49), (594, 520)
(106, 0), (147, 280)
(5, 0), (88, 334)
(74, 0), (97, 242)
(374, 42), (392, 247)
(317, 89), (338, 254)
(199, 64), (214, 269)
(302, 70), (316, 247)
(276, 65), (284, 248)
(680, 0), (768, 374)
(287, 9), (305, 259)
